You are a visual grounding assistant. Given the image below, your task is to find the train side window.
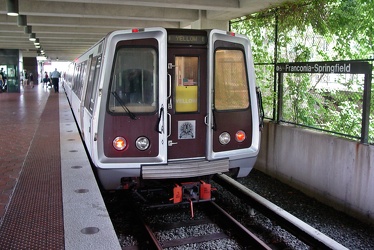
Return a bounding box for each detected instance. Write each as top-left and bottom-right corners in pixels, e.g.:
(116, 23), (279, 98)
(214, 49), (249, 111)
(66, 63), (74, 89)
(72, 64), (80, 93)
(108, 47), (157, 114)
(72, 61), (87, 100)
(89, 56), (101, 113)
(84, 56), (101, 113)
(78, 61), (87, 99)
(174, 56), (199, 113)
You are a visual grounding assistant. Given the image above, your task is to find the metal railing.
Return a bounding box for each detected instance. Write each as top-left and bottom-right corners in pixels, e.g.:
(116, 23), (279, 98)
(254, 60), (373, 144)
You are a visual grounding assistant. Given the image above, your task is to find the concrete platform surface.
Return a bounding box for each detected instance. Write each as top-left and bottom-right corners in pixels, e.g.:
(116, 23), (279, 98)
(0, 84), (120, 249)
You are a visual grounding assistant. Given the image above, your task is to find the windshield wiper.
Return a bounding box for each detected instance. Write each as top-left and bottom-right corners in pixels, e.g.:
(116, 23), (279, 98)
(155, 106), (164, 133)
(111, 91), (137, 120)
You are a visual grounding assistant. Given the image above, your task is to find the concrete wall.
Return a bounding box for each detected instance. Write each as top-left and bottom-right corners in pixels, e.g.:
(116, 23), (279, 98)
(255, 121), (374, 224)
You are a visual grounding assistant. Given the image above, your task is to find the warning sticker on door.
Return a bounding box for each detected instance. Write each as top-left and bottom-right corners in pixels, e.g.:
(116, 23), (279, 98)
(178, 120), (195, 139)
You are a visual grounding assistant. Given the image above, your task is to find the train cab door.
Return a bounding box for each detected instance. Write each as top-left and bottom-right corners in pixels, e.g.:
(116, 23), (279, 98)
(206, 30), (256, 162)
(166, 47), (207, 160)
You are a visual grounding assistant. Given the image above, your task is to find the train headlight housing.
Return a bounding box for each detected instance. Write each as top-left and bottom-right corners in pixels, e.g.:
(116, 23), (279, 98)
(135, 136), (150, 151)
(113, 137), (127, 151)
(235, 130), (246, 142)
(219, 132), (230, 145)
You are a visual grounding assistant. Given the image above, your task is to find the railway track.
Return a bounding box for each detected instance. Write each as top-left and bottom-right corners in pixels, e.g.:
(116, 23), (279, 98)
(134, 200), (271, 249)
(105, 173), (348, 249)
(212, 173), (349, 250)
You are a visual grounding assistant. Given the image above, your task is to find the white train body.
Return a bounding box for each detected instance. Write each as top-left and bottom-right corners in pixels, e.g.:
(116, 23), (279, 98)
(64, 28), (261, 190)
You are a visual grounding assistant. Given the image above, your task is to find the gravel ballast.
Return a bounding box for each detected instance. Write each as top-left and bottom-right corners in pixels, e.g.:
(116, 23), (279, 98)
(223, 169), (374, 249)
(105, 169), (374, 249)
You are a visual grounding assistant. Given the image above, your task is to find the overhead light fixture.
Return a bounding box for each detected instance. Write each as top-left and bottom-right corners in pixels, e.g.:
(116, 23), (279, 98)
(24, 25), (32, 34)
(29, 33), (36, 41)
(34, 38), (40, 45)
(39, 48), (45, 55)
(17, 15), (27, 26)
(35, 44), (41, 49)
(7, 0), (19, 16)
(37, 55), (47, 61)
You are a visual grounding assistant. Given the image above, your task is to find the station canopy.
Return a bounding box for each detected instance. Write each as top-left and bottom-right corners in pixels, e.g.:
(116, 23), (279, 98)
(0, 0), (293, 62)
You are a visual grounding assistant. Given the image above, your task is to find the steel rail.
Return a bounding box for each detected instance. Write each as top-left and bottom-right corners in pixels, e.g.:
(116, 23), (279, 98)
(213, 173), (349, 250)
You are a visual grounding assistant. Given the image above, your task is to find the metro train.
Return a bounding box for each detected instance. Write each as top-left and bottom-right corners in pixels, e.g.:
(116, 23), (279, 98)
(63, 27), (262, 202)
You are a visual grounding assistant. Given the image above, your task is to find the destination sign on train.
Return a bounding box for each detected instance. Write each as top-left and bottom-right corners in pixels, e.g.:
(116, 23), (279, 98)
(276, 61), (370, 74)
(168, 34), (206, 44)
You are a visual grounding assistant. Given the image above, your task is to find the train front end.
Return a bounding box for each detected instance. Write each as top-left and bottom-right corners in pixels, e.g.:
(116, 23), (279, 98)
(93, 28), (261, 194)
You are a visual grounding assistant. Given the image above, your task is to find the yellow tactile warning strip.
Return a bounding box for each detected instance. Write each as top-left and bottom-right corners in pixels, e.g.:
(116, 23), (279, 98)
(0, 91), (64, 249)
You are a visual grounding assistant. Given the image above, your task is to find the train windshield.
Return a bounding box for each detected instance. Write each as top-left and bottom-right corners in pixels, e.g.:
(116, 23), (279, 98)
(108, 47), (158, 114)
(214, 49), (249, 111)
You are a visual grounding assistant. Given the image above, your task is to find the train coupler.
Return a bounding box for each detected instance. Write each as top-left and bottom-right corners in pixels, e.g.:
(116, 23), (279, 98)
(169, 181), (215, 218)
(120, 177), (138, 190)
(189, 198), (194, 218)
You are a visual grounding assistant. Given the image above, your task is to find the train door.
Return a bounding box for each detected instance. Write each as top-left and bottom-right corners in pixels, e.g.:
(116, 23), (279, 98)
(102, 29), (168, 165)
(206, 30), (256, 161)
(167, 48), (207, 160)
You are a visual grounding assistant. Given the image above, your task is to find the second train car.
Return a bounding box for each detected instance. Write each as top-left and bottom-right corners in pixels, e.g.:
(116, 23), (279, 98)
(64, 27), (262, 200)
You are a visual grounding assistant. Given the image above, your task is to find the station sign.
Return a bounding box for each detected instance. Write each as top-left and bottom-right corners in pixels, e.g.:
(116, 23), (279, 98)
(276, 61), (371, 74)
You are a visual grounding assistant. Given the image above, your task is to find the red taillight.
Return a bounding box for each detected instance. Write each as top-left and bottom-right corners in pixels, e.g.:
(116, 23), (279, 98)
(113, 137), (127, 151)
(132, 28), (145, 33)
(235, 130), (246, 142)
(227, 31), (235, 36)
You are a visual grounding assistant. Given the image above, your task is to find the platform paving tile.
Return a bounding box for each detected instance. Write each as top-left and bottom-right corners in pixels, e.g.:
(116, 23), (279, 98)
(0, 86), (49, 221)
(0, 85), (120, 249)
(0, 85), (64, 249)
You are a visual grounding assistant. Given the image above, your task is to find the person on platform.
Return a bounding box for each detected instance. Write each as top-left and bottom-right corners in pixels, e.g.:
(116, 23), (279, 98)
(43, 71), (49, 86)
(24, 70), (28, 86)
(0, 74), (3, 92)
(0, 68), (4, 91)
(0, 68), (5, 85)
(50, 68), (60, 93)
(29, 73), (34, 88)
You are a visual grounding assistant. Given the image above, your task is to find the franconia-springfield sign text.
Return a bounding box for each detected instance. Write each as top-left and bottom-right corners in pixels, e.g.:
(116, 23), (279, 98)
(276, 63), (351, 73)
(275, 61), (370, 74)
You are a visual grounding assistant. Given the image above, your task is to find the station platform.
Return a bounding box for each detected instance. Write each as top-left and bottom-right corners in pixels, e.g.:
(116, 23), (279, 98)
(0, 83), (121, 249)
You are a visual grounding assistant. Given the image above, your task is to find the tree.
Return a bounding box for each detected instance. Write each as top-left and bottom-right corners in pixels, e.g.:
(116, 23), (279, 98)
(231, 0), (374, 142)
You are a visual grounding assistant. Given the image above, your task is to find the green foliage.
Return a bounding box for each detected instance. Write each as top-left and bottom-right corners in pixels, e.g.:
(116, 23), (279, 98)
(231, 0), (374, 142)
(254, 64), (275, 119)
(232, 15), (275, 63)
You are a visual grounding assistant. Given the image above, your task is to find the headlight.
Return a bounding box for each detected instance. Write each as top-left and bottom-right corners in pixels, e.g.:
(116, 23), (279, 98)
(219, 132), (230, 145)
(113, 137), (127, 151)
(135, 136), (150, 151)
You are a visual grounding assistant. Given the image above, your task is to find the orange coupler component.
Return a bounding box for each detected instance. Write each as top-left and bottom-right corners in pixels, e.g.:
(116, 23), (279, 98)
(199, 181), (211, 200)
(189, 199), (194, 218)
(172, 184), (183, 203)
